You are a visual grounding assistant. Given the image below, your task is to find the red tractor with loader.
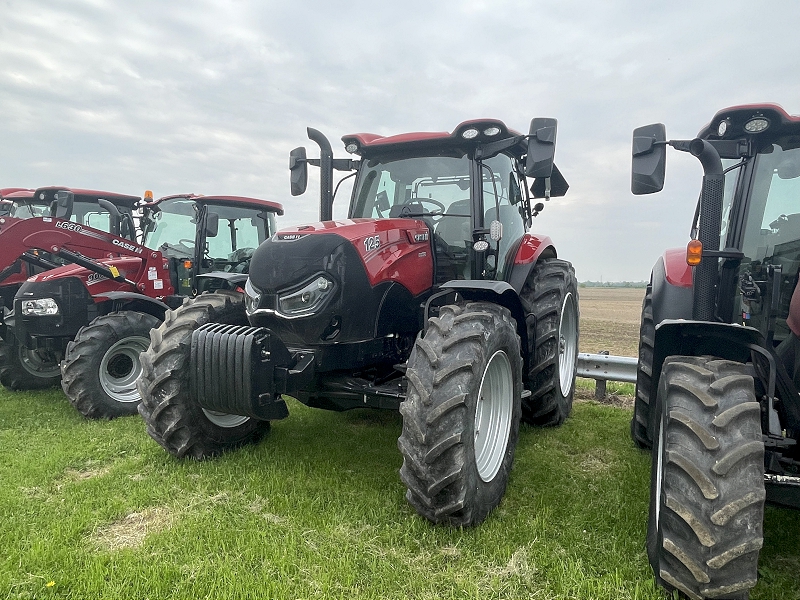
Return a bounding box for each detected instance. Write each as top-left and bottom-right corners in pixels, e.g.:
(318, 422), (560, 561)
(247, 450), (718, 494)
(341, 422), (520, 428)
(137, 117), (580, 526)
(631, 104), (800, 598)
(1, 187), (142, 387)
(2, 191), (282, 420)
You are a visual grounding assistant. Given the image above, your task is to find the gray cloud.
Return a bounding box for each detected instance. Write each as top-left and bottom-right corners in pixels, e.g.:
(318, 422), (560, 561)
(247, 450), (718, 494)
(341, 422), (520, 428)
(1, 0), (799, 280)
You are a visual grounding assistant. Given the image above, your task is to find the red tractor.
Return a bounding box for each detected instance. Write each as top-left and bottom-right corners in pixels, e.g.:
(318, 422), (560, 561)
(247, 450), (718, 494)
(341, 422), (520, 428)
(0, 188), (32, 217)
(631, 104), (800, 598)
(2, 192), (283, 420)
(1, 187), (142, 387)
(137, 118), (579, 526)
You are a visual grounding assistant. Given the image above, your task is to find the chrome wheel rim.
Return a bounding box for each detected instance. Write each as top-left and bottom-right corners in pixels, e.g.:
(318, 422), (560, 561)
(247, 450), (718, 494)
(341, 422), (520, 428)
(558, 292), (578, 397)
(474, 350), (513, 483)
(99, 336), (150, 402)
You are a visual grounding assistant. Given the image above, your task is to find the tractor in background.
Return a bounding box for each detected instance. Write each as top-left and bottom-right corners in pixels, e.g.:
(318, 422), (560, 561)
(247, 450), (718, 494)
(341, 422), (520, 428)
(137, 117), (579, 527)
(631, 104), (800, 598)
(3, 191), (282, 420)
(0, 187), (141, 389)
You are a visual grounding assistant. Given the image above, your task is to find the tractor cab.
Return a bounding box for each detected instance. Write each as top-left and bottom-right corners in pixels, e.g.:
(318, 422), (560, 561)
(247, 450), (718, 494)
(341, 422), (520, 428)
(140, 193), (283, 298)
(13, 187), (139, 240)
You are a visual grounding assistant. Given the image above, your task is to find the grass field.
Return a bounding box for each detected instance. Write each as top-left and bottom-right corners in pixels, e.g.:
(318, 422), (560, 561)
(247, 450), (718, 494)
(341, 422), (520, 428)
(1, 288), (799, 599)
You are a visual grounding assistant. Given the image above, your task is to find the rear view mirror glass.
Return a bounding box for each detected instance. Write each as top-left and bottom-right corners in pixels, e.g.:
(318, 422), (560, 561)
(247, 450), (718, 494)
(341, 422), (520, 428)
(205, 211), (219, 237)
(525, 118), (557, 178)
(631, 123), (666, 195)
(54, 190), (74, 219)
(290, 147), (308, 196)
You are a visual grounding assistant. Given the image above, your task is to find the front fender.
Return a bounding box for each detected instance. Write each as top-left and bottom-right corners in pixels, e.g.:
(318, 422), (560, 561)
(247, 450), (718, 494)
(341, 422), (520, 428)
(651, 250), (694, 325)
(437, 279), (528, 366)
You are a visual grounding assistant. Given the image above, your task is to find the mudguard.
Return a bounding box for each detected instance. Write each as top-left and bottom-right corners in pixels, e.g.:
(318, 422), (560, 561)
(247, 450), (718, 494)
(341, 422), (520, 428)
(437, 279), (528, 366)
(651, 249), (694, 325)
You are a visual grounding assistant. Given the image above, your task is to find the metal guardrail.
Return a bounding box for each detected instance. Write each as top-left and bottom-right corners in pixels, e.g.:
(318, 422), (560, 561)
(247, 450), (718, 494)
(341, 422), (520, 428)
(577, 352), (638, 399)
(577, 352), (638, 384)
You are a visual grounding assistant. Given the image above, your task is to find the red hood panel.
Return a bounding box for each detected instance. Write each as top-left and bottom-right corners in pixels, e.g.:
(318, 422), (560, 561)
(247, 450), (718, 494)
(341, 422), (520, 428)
(276, 219), (433, 296)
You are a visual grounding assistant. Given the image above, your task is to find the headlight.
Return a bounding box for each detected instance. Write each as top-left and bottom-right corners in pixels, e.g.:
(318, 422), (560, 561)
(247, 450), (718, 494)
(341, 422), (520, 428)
(21, 298), (60, 316)
(278, 275), (334, 316)
(244, 278), (262, 314)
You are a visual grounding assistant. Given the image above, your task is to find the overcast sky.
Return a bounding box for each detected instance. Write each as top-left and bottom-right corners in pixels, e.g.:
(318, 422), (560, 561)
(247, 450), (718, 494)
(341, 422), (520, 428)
(2, 0), (798, 281)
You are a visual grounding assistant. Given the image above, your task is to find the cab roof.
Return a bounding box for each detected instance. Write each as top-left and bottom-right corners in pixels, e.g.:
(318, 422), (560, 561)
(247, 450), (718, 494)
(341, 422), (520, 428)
(0, 188), (34, 200)
(147, 193), (284, 216)
(341, 119), (527, 158)
(698, 103), (800, 141)
(33, 186), (141, 207)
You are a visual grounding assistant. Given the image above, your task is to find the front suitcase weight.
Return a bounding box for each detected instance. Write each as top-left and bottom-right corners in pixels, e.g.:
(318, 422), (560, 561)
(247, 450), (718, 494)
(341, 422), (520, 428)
(190, 323), (290, 420)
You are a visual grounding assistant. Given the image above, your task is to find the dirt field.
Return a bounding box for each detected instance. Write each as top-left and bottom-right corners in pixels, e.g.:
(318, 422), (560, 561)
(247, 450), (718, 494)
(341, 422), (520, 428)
(578, 287), (644, 358)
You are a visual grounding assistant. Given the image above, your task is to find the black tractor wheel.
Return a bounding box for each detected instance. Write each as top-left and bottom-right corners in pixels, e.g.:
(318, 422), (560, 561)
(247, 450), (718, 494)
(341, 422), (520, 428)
(137, 291), (269, 459)
(0, 333), (61, 390)
(60, 311), (162, 419)
(631, 283), (654, 449)
(520, 258), (579, 426)
(648, 356), (765, 600)
(398, 302), (522, 526)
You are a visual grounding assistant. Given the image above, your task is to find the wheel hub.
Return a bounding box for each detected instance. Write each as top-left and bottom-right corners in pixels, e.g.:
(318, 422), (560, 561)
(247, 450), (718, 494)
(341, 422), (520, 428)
(99, 336), (150, 403)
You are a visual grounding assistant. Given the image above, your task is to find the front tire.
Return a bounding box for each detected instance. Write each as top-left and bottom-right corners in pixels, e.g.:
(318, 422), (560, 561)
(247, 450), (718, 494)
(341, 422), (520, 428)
(0, 333), (61, 390)
(520, 258), (579, 426)
(398, 302), (522, 526)
(60, 311), (162, 418)
(648, 356), (765, 600)
(137, 291), (269, 459)
(631, 283), (655, 449)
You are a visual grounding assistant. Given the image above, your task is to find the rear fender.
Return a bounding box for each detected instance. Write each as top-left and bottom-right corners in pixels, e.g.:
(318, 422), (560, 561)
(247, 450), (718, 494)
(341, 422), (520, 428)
(651, 250), (693, 325)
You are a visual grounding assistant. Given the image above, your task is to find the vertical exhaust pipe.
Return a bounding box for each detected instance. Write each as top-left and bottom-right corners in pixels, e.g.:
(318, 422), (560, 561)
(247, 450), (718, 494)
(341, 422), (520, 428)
(689, 138), (724, 321)
(307, 128), (334, 222)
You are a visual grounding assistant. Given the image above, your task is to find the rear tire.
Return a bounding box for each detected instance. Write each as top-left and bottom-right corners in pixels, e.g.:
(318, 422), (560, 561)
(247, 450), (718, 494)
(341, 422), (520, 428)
(520, 258), (579, 426)
(648, 356), (764, 600)
(0, 332), (61, 390)
(61, 311), (162, 418)
(137, 291), (269, 459)
(631, 283), (654, 449)
(398, 302), (522, 526)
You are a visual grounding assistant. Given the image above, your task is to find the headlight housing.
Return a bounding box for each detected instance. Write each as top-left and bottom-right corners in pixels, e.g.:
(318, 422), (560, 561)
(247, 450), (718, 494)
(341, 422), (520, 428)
(278, 275), (334, 316)
(21, 298), (60, 316)
(243, 278), (262, 315)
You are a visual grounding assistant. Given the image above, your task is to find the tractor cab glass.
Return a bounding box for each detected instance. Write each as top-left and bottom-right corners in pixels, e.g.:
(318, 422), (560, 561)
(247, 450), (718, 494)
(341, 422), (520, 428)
(349, 151), (526, 283)
(730, 142), (800, 339)
(9, 196), (136, 240)
(143, 197), (275, 295)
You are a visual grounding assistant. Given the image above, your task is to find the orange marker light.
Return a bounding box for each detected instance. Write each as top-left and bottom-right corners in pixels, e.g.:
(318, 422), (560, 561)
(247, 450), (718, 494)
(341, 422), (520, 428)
(144, 190), (154, 201)
(686, 239), (703, 266)
(184, 260), (193, 269)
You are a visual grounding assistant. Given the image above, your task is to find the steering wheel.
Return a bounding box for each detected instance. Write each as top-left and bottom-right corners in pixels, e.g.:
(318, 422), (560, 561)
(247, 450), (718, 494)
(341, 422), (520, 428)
(177, 238), (195, 247)
(417, 198), (446, 215)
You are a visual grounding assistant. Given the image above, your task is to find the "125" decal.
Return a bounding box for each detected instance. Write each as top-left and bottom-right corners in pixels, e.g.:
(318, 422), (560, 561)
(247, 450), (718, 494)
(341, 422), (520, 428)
(363, 235), (380, 252)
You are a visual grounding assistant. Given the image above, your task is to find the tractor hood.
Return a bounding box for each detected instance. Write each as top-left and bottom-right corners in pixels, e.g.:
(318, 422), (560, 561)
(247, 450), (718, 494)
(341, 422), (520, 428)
(248, 218), (432, 297)
(245, 218), (432, 354)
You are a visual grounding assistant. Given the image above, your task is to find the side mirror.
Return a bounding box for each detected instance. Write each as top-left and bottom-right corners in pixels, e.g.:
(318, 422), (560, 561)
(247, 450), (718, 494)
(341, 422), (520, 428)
(205, 211), (219, 237)
(632, 123), (666, 195)
(290, 147), (308, 196)
(525, 118), (557, 178)
(53, 190), (74, 219)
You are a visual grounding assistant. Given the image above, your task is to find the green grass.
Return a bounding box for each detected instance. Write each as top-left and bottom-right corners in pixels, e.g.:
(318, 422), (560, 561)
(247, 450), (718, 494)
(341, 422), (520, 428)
(1, 388), (798, 599)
